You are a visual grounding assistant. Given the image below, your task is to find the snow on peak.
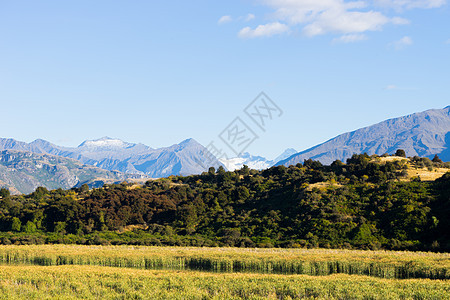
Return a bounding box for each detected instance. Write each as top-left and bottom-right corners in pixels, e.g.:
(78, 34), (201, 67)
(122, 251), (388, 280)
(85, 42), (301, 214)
(78, 137), (134, 150)
(220, 149), (298, 171)
(219, 152), (272, 171)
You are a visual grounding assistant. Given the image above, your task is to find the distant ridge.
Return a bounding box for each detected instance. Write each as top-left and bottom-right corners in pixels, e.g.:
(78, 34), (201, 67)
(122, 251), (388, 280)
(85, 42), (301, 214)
(278, 106), (450, 166)
(0, 137), (222, 178)
(0, 150), (145, 194)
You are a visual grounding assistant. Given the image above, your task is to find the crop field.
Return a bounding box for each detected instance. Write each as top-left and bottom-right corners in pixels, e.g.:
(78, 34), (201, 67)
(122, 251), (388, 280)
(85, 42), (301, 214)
(0, 245), (448, 299)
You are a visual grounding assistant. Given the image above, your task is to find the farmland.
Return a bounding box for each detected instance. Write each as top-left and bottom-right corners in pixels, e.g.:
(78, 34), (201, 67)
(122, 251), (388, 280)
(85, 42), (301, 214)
(0, 245), (448, 299)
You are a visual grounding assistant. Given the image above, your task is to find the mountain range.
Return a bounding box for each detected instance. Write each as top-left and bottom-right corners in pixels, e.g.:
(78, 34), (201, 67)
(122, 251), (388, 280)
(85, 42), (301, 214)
(0, 150), (146, 194)
(278, 106), (450, 166)
(0, 137), (221, 178)
(2, 106), (450, 194)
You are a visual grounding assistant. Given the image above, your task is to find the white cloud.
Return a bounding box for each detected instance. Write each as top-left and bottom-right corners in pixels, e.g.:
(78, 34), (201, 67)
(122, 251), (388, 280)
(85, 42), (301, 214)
(385, 84), (418, 90)
(446, 39), (450, 44)
(218, 15), (233, 25)
(265, 0), (370, 25)
(236, 0), (444, 39)
(245, 14), (256, 21)
(391, 36), (413, 49)
(332, 33), (368, 43)
(218, 14), (256, 25)
(303, 10), (390, 37)
(391, 17), (410, 25)
(374, 0), (446, 10)
(238, 22), (290, 38)
(254, 0), (408, 37)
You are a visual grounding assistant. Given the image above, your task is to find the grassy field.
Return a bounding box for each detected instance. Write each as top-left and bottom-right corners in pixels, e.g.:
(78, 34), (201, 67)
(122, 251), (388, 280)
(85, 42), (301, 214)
(0, 265), (449, 299)
(0, 245), (448, 299)
(0, 245), (448, 279)
(375, 156), (450, 181)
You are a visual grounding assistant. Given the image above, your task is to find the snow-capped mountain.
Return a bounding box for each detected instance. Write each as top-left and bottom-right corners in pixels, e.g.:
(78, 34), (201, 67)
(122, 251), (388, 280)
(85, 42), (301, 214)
(220, 148), (297, 171)
(78, 137), (139, 150)
(220, 153), (272, 171)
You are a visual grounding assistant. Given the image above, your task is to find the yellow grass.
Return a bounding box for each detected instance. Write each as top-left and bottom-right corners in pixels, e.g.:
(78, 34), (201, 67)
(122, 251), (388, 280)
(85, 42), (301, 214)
(0, 245), (448, 279)
(376, 156), (409, 163)
(371, 156), (449, 181)
(0, 265), (448, 299)
(406, 167), (449, 181)
(306, 181), (343, 191)
(0, 246), (448, 299)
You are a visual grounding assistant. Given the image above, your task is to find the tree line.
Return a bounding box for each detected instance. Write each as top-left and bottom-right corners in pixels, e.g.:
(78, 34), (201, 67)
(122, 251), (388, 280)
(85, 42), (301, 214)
(0, 153), (448, 251)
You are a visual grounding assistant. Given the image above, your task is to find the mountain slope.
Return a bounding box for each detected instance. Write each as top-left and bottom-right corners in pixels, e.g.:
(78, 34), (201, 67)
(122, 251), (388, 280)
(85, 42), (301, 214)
(0, 137), (222, 178)
(0, 150), (145, 194)
(278, 106), (450, 166)
(273, 148), (298, 164)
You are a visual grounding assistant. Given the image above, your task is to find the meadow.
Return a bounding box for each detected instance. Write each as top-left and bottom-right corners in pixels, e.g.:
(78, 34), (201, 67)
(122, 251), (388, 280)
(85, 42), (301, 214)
(0, 265), (449, 299)
(0, 245), (448, 279)
(0, 245), (448, 299)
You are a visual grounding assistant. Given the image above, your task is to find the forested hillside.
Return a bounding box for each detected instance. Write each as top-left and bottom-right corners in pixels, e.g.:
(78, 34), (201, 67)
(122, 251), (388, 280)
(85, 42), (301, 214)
(0, 153), (449, 251)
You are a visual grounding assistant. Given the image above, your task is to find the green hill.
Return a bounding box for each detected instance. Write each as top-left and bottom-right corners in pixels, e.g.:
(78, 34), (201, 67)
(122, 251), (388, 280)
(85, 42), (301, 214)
(0, 153), (449, 251)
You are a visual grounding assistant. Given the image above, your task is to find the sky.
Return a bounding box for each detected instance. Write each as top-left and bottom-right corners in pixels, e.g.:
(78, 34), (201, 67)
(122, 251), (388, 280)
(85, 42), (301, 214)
(0, 0), (449, 160)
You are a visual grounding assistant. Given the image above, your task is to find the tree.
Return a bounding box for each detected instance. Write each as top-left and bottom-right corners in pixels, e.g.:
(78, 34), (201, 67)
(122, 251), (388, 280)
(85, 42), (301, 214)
(331, 160), (344, 167)
(0, 188), (10, 198)
(217, 166), (226, 176)
(240, 165), (250, 176)
(23, 221), (37, 233)
(32, 186), (49, 200)
(395, 149), (406, 158)
(54, 222), (67, 235)
(80, 184), (90, 194)
(11, 217), (21, 232)
(208, 167), (215, 176)
(236, 186), (250, 203)
(304, 159), (323, 169)
(432, 155), (443, 164)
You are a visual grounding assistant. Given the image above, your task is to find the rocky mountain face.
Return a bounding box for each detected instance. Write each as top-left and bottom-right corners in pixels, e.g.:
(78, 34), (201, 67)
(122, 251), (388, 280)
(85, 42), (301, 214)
(0, 150), (145, 194)
(220, 148), (297, 171)
(278, 106), (450, 166)
(0, 137), (222, 178)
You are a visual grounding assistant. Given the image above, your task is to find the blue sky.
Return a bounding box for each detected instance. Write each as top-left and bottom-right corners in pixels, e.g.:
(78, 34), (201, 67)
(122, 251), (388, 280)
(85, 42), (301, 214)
(0, 0), (449, 159)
